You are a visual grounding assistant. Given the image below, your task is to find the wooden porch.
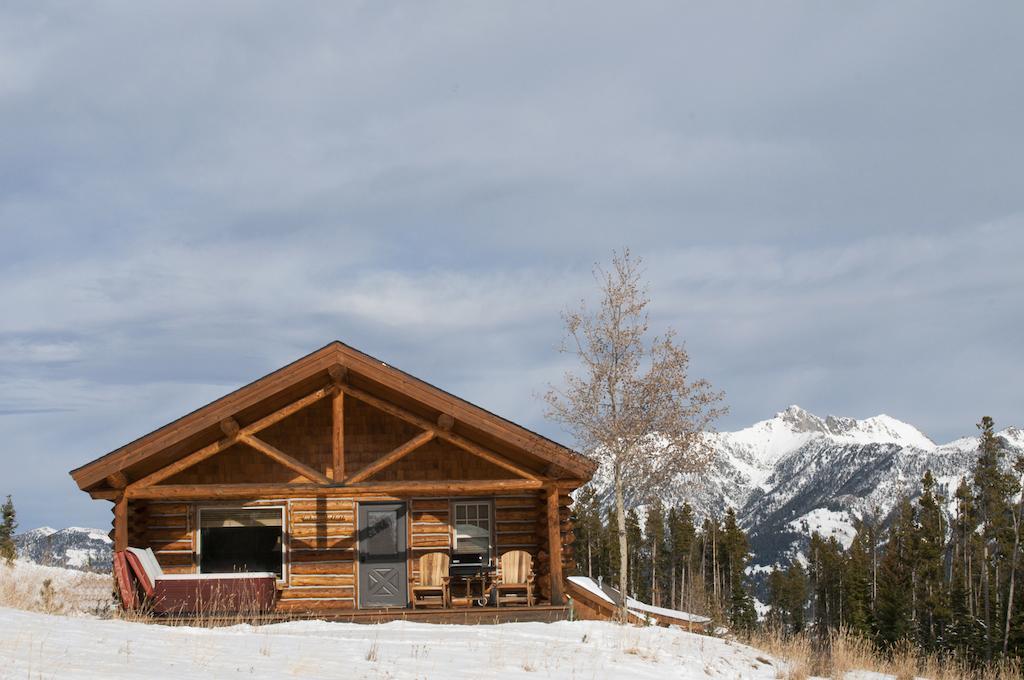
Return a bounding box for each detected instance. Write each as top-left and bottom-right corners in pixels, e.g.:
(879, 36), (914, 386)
(151, 604), (570, 627)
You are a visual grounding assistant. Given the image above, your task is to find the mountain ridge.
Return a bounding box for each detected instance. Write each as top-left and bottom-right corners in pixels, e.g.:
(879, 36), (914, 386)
(589, 405), (1022, 574)
(13, 526), (113, 573)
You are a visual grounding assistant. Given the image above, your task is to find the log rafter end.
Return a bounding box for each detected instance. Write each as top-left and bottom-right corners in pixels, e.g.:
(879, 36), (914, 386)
(219, 417), (240, 439)
(328, 364), (349, 385)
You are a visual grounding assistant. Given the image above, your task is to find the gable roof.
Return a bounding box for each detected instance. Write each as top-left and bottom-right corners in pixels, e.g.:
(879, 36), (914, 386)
(69, 341), (595, 492)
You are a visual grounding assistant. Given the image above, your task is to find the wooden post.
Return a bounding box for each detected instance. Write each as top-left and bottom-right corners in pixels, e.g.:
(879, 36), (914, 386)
(546, 485), (564, 605)
(332, 387), (344, 480)
(114, 494), (128, 552)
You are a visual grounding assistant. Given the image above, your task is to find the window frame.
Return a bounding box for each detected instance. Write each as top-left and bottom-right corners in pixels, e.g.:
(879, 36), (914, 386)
(450, 498), (494, 562)
(195, 504), (288, 583)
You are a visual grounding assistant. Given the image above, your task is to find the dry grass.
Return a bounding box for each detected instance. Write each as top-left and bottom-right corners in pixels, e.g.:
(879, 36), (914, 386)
(114, 588), (297, 628)
(745, 627), (1023, 680)
(0, 561), (113, 615)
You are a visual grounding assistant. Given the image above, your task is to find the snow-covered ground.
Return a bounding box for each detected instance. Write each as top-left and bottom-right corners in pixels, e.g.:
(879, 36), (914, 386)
(0, 605), (790, 679)
(0, 563), (906, 679)
(0, 606), (920, 679)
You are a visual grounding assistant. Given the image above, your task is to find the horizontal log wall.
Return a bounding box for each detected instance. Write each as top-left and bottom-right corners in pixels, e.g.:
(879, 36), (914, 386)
(282, 498), (356, 612)
(144, 501), (195, 574)
(125, 491), (575, 611)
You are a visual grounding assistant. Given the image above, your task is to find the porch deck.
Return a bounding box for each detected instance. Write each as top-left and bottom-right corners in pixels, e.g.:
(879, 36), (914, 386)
(154, 604), (570, 626)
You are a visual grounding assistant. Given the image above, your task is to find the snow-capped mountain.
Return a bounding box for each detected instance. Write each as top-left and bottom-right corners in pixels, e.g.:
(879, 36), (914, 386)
(589, 405), (1023, 576)
(13, 526), (112, 573)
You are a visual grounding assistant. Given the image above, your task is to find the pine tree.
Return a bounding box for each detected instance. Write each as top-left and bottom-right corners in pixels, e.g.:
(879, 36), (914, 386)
(1002, 455), (1024, 656)
(626, 507), (643, 598)
(668, 503), (696, 611)
(875, 498), (916, 648)
(572, 486), (603, 578)
(604, 506), (621, 584)
(0, 495), (17, 565)
(700, 516), (722, 616)
(768, 561), (807, 634)
(948, 477), (981, 660)
(808, 532), (845, 633)
(643, 499), (667, 606)
(721, 508), (756, 631)
(845, 519), (876, 637)
(916, 470), (950, 652)
(972, 417), (1017, 661)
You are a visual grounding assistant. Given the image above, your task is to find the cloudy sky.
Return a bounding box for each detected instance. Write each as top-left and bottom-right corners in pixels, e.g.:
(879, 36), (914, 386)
(1, 2), (1022, 531)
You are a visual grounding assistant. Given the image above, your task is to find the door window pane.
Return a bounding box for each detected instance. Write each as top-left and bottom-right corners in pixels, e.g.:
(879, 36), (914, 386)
(365, 510), (398, 555)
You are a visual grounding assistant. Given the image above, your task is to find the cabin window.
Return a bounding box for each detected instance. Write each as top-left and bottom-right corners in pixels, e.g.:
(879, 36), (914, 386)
(197, 507), (284, 579)
(452, 501), (492, 557)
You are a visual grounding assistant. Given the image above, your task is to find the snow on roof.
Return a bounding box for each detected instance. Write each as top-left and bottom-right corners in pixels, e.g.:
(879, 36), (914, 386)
(567, 576), (615, 605)
(626, 597), (711, 624)
(568, 576), (711, 626)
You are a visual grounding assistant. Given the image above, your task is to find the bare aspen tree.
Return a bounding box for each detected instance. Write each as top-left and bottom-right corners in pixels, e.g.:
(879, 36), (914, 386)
(545, 250), (726, 621)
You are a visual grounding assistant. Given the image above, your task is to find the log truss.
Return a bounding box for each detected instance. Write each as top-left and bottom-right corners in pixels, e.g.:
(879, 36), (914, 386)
(113, 364), (571, 596)
(124, 365), (550, 500)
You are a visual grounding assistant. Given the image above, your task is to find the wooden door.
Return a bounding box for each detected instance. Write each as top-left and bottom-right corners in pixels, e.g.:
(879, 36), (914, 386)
(357, 502), (408, 608)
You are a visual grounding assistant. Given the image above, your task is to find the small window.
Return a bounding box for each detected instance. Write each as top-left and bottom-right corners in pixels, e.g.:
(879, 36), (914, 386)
(198, 507), (284, 578)
(453, 501), (491, 557)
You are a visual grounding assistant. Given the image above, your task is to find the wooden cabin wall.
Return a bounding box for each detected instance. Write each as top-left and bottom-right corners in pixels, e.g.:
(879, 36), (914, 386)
(165, 444), (306, 485)
(126, 491), (576, 611)
(282, 498), (357, 611)
(376, 439), (518, 482)
(134, 501), (196, 574)
(345, 397), (422, 475)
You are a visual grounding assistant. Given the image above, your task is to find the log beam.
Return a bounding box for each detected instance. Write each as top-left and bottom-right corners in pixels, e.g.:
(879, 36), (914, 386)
(127, 385), (334, 491)
(345, 430), (435, 484)
(328, 364), (348, 385)
(219, 418), (240, 438)
(114, 495), (128, 552)
(241, 385), (333, 436)
(445, 434), (543, 482)
(129, 438), (230, 490)
(331, 387), (344, 480)
(126, 478), (544, 500)
(238, 433), (333, 485)
(546, 485), (564, 605)
(348, 479), (543, 494)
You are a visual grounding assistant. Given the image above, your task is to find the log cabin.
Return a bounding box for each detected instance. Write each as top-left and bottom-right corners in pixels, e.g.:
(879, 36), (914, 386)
(69, 341), (595, 622)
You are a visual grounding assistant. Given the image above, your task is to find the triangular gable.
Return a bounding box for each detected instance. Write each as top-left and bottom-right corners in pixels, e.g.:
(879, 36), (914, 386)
(70, 341), (595, 494)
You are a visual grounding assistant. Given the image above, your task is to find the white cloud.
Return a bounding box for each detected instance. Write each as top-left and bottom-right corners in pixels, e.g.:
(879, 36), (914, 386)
(1, 2), (1023, 530)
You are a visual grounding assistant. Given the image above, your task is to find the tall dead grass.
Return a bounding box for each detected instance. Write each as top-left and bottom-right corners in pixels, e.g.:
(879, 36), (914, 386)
(0, 561), (113, 615)
(746, 627), (1022, 680)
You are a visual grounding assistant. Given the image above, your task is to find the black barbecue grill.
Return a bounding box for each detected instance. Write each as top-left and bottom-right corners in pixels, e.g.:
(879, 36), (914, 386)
(449, 552), (495, 606)
(449, 552), (491, 577)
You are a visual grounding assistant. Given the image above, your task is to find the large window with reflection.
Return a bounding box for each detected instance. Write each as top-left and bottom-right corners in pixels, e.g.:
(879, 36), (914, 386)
(197, 507), (284, 578)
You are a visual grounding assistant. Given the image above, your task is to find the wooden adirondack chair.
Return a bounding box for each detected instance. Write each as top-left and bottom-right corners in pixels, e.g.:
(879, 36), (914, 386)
(411, 552), (450, 608)
(492, 550), (534, 607)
